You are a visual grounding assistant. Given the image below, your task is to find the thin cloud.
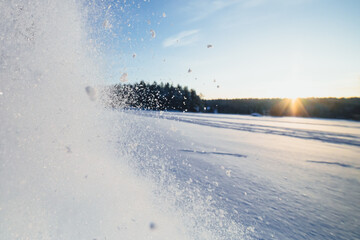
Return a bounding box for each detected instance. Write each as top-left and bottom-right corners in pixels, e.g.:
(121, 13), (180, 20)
(242, 0), (268, 8)
(183, 0), (295, 23)
(184, 0), (242, 23)
(163, 29), (200, 48)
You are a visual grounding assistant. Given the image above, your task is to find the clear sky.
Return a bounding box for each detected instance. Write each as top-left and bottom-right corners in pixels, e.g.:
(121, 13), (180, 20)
(92, 0), (360, 99)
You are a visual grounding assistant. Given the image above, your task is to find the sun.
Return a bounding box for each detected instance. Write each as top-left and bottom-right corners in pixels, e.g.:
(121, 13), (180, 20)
(290, 96), (299, 104)
(289, 97), (308, 117)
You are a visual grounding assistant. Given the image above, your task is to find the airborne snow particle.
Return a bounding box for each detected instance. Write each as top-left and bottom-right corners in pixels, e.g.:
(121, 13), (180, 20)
(217, 85), (220, 88)
(120, 73), (128, 82)
(149, 222), (156, 230)
(0, 91), (3, 95)
(207, 44), (213, 48)
(150, 29), (156, 38)
(132, 53), (136, 58)
(85, 86), (97, 101)
(66, 146), (72, 153)
(162, 12), (166, 17)
(102, 19), (112, 29)
(188, 68), (192, 73)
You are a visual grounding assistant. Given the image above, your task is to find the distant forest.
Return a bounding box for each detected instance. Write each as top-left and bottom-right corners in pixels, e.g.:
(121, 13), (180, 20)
(107, 81), (203, 112)
(106, 82), (360, 120)
(205, 98), (360, 120)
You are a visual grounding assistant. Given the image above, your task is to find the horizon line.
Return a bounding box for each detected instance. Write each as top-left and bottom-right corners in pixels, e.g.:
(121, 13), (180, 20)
(203, 96), (360, 100)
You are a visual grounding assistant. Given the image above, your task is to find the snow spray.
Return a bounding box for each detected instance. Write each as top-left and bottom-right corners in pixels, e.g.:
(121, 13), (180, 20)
(0, 1), (244, 239)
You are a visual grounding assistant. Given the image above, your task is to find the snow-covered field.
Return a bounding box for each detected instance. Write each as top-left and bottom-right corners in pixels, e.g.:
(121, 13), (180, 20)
(116, 110), (360, 240)
(1, 1), (359, 239)
(2, 102), (359, 239)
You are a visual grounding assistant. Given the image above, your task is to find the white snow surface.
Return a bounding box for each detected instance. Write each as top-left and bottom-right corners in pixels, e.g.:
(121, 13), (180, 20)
(117, 110), (360, 240)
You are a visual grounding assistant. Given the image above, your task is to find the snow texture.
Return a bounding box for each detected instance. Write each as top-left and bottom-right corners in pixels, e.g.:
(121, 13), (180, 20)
(1, 0), (359, 239)
(120, 110), (360, 240)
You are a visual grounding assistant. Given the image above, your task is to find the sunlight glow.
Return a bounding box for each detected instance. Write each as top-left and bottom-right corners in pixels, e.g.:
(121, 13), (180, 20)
(290, 98), (309, 117)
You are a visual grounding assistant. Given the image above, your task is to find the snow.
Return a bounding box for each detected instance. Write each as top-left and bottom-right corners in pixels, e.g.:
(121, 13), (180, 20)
(150, 29), (156, 38)
(116, 110), (360, 240)
(2, 103), (359, 239)
(0, 1), (198, 238)
(120, 72), (128, 82)
(1, 0), (359, 239)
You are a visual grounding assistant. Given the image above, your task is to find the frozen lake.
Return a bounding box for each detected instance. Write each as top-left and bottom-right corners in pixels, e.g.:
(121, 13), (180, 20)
(117, 111), (360, 240)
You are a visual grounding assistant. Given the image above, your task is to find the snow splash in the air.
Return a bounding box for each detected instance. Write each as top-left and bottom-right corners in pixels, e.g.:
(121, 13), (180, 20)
(0, 1), (244, 239)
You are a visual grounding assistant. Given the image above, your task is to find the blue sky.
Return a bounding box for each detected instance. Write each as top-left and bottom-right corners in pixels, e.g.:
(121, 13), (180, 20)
(93, 0), (360, 99)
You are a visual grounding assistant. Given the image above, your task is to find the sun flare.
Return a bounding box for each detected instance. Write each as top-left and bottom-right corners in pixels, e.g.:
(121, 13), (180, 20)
(289, 97), (308, 117)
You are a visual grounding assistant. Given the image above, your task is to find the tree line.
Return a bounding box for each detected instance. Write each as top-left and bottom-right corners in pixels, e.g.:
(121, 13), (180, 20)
(204, 98), (360, 120)
(106, 81), (203, 112)
(106, 82), (360, 120)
